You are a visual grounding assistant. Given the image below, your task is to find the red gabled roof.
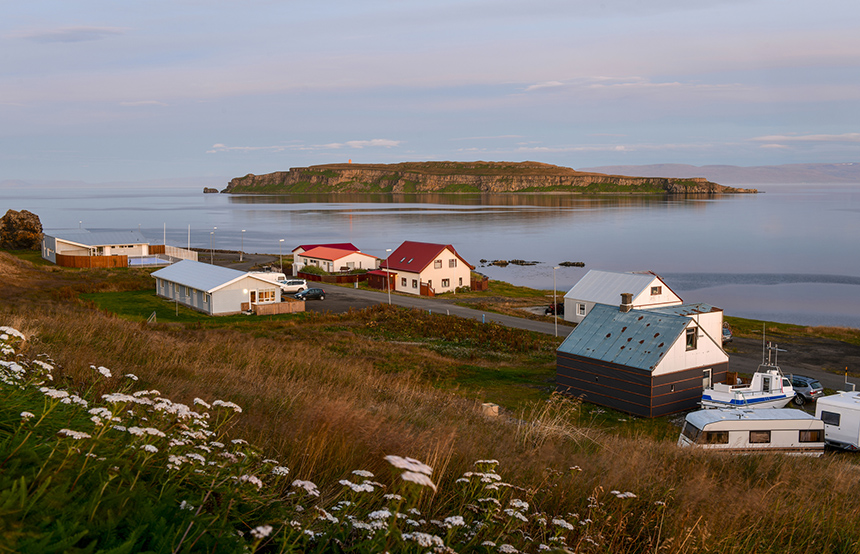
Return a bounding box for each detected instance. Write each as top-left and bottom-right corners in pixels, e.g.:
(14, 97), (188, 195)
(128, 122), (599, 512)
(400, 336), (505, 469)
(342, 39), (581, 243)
(384, 241), (474, 272)
(299, 246), (376, 262)
(292, 243), (359, 254)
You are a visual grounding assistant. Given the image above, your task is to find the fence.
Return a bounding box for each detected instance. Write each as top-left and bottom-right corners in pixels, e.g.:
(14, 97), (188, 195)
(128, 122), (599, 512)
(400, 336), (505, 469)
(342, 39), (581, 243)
(252, 299), (305, 315)
(55, 254), (128, 268)
(150, 245), (198, 261)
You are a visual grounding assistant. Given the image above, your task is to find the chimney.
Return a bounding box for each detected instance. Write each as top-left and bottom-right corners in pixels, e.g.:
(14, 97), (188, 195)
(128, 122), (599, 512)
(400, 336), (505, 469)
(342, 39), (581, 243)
(620, 293), (633, 312)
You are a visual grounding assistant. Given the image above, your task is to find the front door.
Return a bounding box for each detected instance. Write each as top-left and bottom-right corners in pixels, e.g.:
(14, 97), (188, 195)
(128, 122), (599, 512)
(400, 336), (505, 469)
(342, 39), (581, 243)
(250, 290), (256, 303)
(703, 368), (712, 389)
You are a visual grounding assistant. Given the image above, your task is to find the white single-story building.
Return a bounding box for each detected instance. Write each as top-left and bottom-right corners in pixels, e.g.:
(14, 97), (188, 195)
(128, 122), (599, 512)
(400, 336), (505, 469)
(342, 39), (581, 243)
(294, 246), (379, 274)
(383, 241), (474, 296)
(42, 229), (150, 264)
(556, 301), (729, 417)
(152, 260), (286, 316)
(563, 269), (683, 324)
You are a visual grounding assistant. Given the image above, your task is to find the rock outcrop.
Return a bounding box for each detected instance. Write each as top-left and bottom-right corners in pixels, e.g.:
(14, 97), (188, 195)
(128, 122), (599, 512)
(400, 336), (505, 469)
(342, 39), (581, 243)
(0, 209), (43, 250)
(203, 187), (219, 194)
(222, 161), (756, 195)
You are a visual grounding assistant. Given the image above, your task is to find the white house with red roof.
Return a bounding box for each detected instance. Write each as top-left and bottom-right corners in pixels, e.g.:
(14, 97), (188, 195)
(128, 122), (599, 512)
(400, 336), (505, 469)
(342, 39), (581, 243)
(383, 241), (474, 296)
(293, 245), (379, 275)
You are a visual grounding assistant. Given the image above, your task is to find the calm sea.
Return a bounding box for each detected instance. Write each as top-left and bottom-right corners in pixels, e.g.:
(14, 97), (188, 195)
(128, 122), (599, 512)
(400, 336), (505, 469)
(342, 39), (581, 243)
(4, 182), (859, 329)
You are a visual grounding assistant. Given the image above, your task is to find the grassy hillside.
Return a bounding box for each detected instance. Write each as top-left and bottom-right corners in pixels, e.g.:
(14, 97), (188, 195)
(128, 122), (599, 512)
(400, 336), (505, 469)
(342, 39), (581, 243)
(3, 251), (860, 552)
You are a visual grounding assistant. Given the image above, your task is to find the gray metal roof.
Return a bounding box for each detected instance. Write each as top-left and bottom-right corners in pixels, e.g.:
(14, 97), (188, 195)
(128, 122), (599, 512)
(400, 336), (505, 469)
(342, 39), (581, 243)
(45, 229), (149, 247)
(563, 269), (660, 304)
(152, 260), (264, 293)
(557, 303), (690, 371)
(645, 303), (722, 317)
(686, 408), (816, 428)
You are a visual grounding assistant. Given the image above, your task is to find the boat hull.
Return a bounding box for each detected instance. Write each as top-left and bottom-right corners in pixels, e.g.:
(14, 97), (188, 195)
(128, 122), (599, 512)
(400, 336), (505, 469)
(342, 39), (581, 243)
(701, 394), (794, 409)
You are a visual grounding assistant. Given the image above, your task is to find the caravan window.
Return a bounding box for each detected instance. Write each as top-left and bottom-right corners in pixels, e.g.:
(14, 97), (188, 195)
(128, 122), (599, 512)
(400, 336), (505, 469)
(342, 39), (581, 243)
(749, 430), (771, 444)
(702, 431), (728, 444)
(681, 422), (702, 443)
(799, 429), (823, 442)
(821, 411), (841, 426)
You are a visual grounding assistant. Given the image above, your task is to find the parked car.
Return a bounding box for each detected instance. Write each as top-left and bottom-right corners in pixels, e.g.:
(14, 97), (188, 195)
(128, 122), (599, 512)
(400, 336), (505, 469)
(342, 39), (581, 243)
(545, 302), (564, 316)
(294, 288), (325, 301)
(278, 279), (307, 293)
(722, 322), (733, 343)
(790, 375), (824, 406)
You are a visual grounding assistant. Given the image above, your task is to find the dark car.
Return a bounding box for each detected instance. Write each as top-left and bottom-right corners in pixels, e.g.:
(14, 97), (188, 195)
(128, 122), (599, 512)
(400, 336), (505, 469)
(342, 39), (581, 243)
(790, 375), (824, 406)
(545, 302), (564, 316)
(294, 288), (325, 301)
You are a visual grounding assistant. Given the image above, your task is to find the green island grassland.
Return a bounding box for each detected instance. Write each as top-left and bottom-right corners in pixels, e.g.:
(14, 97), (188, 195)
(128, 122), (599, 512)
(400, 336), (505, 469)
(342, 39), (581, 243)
(3, 248), (860, 553)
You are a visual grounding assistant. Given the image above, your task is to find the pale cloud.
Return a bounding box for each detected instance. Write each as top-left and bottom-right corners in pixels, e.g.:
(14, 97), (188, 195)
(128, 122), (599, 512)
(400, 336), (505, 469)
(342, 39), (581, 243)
(759, 144), (791, 149)
(524, 81), (564, 92)
(14, 26), (126, 43)
(207, 139), (400, 154)
(450, 135), (524, 141)
(750, 133), (860, 143)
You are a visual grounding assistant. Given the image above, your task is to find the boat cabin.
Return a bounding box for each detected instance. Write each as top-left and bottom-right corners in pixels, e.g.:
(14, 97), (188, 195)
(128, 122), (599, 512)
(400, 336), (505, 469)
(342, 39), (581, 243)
(678, 408), (825, 456)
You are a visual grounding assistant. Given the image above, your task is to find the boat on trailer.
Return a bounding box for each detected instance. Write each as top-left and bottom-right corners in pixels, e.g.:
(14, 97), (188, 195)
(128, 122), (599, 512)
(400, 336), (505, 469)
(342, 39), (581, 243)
(678, 408), (825, 456)
(701, 341), (796, 409)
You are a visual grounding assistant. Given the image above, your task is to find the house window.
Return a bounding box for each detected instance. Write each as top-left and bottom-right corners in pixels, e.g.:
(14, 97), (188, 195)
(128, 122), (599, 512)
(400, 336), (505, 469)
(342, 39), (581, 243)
(258, 289), (276, 303)
(459, 277), (463, 286)
(184, 286), (190, 296)
(821, 411), (841, 426)
(203, 293), (210, 304)
(434, 259), (442, 269)
(651, 286), (662, 295)
(441, 279), (450, 287)
(799, 429), (823, 443)
(577, 303), (586, 316)
(412, 279), (418, 288)
(401, 277), (407, 287)
(686, 327), (697, 350)
(449, 259), (457, 268)
(749, 430), (771, 444)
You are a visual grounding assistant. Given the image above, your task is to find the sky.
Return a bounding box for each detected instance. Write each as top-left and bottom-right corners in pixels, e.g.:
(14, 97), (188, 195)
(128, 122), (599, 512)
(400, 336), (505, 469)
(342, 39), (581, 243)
(3, 0), (860, 183)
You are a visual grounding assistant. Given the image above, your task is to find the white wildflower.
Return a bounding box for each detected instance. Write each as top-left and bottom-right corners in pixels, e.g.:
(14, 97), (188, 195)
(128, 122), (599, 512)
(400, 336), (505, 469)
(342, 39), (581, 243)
(193, 397), (211, 409)
(384, 455), (433, 475)
(58, 429), (91, 440)
(96, 366), (112, 378)
(239, 475), (263, 489)
(400, 470), (437, 491)
(552, 518), (574, 530)
(292, 479), (320, 497)
(339, 479), (375, 493)
(478, 498), (501, 506)
(125, 373), (138, 381)
(509, 498), (529, 511)
(482, 541), (496, 547)
(352, 469), (374, 478)
(402, 532), (444, 548)
(142, 444), (159, 453)
(504, 509), (528, 522)
(444, 515), (465, 527)
(90, 416), (103, 426)
(231, 438), (248, 445)
(368, 509), (392, 520)
(212, 399), (242, 413)
(498, 544), (518, 553)
(383, 493), (403, 501)
(250, 525), (273, 540)
(20, 411), (35, 420)
(272, 466), (290, 477)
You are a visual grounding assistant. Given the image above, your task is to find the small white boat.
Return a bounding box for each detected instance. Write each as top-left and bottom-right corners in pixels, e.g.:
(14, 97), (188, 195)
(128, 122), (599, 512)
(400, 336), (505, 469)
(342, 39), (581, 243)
(701, 341), (796, 409)
(678, 408), (825, 456)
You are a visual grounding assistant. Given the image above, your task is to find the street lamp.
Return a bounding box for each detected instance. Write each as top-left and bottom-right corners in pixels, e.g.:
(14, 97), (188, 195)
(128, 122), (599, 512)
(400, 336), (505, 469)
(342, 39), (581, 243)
(240, 230), (245, 262)
(279, 239), (285, 271)
(385, 248), (392, 305)
(210, 232), (214, 264)
(553, 266), (561, 337)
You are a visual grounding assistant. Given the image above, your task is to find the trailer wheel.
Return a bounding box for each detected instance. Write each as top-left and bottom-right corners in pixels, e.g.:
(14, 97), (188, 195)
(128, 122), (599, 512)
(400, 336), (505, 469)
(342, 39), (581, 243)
(793, 394), (805, 406)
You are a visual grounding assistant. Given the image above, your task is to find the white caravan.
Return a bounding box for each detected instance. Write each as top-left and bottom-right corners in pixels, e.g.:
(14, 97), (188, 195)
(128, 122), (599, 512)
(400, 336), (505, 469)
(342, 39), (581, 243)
(816, 392), (860, 451)
(678, 408), (825, 456)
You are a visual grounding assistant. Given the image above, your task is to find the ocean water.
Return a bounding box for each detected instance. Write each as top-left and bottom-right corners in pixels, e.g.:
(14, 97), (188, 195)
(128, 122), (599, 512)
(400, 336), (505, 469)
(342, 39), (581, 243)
(3, 181), (859, 329)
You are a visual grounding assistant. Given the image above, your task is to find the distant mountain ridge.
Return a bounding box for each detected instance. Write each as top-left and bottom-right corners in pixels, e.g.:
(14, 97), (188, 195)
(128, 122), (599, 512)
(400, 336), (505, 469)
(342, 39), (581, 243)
(223, 161), (755, 194)
(577, 163), (860, 185)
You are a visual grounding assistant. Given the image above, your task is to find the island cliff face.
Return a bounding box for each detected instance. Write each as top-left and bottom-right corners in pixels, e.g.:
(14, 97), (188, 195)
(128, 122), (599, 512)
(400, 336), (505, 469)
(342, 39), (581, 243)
(222, 161), (756, 194)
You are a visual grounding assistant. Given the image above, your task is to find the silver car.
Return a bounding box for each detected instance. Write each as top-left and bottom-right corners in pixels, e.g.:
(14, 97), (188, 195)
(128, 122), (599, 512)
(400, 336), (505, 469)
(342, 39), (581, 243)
(790, 375), (824, 406)
(278, 279), (307, 293)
